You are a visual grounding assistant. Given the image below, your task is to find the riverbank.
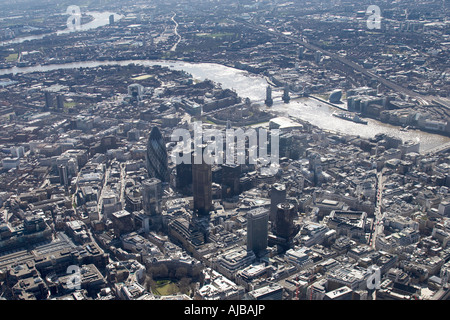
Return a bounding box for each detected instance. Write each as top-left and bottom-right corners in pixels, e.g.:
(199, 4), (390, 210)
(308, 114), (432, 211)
(1, 58), (449, 153)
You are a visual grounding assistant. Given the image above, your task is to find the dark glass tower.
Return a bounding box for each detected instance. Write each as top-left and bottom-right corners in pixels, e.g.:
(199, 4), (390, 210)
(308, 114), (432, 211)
(146, 127), (169, 183)
(192, 144), (212, 216)
(270, 183), (286, 223)
(247, 207), (269, 256)
(275, 202), (299, 243)
(221, 164), (241, 199)
(265, 85), (273, 107)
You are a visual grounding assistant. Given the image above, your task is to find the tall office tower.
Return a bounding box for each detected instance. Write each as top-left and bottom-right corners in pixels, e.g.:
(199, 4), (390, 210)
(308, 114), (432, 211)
(44, 91), (53, 111)
(221, 164), (241, 199)
(56, 94), (65, 110)
(270, 183), (286, 222)
(298, 46), (304, 60)
(308, 152), (322, 186)
(192, 144), (212, 216)
(141, 178), (162, 216)
(109, 14), (115, 25)
(315, 51), (322, 64)
(265, 85), (273, 107)
(247, 207), (269, 256)
(275, 202), (298, 243)
(176, 161), (192, 194)
(282, 84), (290, 103)
(128, 84), (144, 102)
(58, 164), (69, 187)
(146, 127), (169, 183)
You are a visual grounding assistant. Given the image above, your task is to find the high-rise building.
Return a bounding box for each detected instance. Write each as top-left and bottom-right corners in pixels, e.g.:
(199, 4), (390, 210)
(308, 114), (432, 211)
(141, 178), (162, 216)
(10, 146), (24, 158)
(265, 85), (273, 107)
(221, 164), (241, 199)
(282, 85), (290, 103)
(44, 91), (53, 111)
(176, 149), (193, 195)
(58, 164), (69, 187)
(275, 202), (298, 243)
(146, 127), (169, 183)
(56, 94), (65, 110)
(176, 162), (192, 194)
(298, 46), (304, 60)
(270, 183), (286, 222)
(192, 144), (212, 216)
(128, 84), (144, 102)
(315, 51), (322, 64)
(247, 207), (269, 256)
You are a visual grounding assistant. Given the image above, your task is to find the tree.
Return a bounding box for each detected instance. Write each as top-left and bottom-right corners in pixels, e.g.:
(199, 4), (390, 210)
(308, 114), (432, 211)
(144, 275), (156, 293)
(179, 277), (191, 294)
(175, 267), (188, 279)
(150, 264), (169, 279)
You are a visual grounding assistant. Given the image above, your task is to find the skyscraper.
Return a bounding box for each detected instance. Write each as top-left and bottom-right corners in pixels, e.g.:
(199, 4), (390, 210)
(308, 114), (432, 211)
(128, 84), (144, 102)
(275, 202), (298, 244)
(265, 85), (273, 107)
(146, 127), (169, 183)
(315, 51), (322, 64)
(247, 207), (269, 256)
(221, 164), (241, 199)
(141, 178), (162, 216)
(192, 144), (212, 216)
(270, 183), (286, 222)
(282, 84), (290, 103)
(58, 164), (69, 187)
(44, 91), (53, 111)
(176, 161), (192, 194)
(298, 46), (304, 60)
(56, 94), (65, 110)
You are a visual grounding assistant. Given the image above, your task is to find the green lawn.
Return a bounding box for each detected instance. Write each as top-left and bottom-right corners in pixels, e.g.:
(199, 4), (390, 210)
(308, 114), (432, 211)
(152, 280), (179, 296)
(5, 53), (18, 62)
(63, 102), (77, 113)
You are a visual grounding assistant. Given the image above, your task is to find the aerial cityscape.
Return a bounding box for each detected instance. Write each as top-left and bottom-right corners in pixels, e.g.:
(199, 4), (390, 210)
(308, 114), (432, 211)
(0, 0), (449, 304)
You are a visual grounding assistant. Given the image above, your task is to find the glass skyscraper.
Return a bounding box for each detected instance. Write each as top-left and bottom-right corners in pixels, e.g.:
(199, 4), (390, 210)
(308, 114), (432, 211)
(146, 127), (169, 183)
(247, 207), (269, 256)
(192, 144), (212, 216)
(142, 177), (162, 216)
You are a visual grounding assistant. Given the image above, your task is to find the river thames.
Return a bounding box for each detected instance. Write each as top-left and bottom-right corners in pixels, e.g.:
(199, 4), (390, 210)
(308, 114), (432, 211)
(1, 59), (449, 153)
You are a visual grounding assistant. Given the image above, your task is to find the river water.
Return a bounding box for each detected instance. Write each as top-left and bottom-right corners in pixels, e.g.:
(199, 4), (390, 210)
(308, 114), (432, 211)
(0, 12), (123, 46)
(0, 59), (448, 153)
(270, 98), (450, 153)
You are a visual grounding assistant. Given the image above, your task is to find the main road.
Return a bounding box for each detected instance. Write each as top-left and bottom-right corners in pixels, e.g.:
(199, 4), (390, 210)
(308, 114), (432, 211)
(370, 168), (386, 249)
(170, 13), (182, 52)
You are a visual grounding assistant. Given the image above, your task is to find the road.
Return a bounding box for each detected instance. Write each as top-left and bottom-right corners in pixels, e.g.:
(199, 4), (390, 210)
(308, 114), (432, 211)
(119, 163), (126, 210)
(170, 13), (181, 52)
(97, 166), (111, 221)
(233, 18), (434, 106)
(370, 169), (386, 249)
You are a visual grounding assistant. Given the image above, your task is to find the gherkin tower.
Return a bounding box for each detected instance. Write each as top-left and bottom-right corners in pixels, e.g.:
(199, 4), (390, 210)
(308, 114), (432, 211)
(146, 127), (169, 183)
